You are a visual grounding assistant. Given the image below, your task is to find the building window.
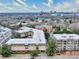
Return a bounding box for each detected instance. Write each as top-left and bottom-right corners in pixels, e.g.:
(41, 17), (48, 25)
(63, 46), (66, 51)
(74, 46), (76, 50)
(25, 46), (28, 49)
(20, 33), (26, 38)
(36, 46), (38, 50)
(64, 41), (66, 45)
(27, 31), (33, 38)
(25, 33), (28, 38)
(78, 40), (79, 44)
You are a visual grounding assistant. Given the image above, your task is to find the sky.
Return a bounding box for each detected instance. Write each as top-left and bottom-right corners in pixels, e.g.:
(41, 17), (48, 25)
(0, 0), (79, 12)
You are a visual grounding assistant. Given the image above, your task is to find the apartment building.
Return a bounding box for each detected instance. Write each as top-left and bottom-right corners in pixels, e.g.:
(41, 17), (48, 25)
(0, 26), (12, 46)
(6, 27), (46, 53)
(53, 34), (79, 51)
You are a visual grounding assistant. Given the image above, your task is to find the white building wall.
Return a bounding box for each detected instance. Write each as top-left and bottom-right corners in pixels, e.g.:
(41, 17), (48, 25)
(0, 26), (12, 46)
(56, 39), (79, 51)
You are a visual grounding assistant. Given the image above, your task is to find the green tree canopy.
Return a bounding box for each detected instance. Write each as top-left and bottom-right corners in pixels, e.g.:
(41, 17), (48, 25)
(43, 29), (50, 42)
(54, 28), (73, 34)
(46, 39), (57, 56)
(1, 44), (12, 57)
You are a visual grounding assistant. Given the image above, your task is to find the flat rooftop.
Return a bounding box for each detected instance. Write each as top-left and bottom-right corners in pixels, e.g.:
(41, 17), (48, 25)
(53, 34), (79, 40)
(6, 27), (46, 45)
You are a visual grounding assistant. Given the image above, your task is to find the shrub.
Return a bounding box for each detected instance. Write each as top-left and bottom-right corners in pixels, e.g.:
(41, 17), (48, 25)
(30, 50), (39, 57)
(1, 44), (12, 57)
(46, 40), (57, 56)
(0, 47), (1, 54)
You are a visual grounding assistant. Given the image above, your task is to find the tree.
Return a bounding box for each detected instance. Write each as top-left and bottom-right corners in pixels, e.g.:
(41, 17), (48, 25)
(30, 24), (36, 28)
(46, 39), (57, 56)
(69, 20), (72, 24)
(53, 28), (73, 34)
(28, 24), (36, 28)
(19, 23), (22, 27)
(55, 27), (60, 31)
(0, 47), (1, 54)
(1, 44), (12, 57)
(43, 29), (50, 42)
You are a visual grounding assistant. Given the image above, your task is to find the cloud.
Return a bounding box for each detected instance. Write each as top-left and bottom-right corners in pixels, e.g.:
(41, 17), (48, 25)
(0, 3), (13, 12)
(14, 0), (36, 10)
(61, 3), (71, 9)
(0, 0), (78, 12)
(0, 0), (30, 12)
(32, 4), (37, 9)
(54, 2), (73, 12)
(0, 0), (39, 12)
(0, 3), (12, 10)
(15, 0), (26, 6)
(9, 0), (30, 10)
(43, 0), (53, 8)
(75, 0), (79, 4)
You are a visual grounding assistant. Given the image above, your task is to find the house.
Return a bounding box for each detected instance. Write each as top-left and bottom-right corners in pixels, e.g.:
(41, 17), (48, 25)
(53, 34), (79, 51)
(35, 25), (53, 33)
(6, 27), (46, 53)
(0, 26), (12, 46)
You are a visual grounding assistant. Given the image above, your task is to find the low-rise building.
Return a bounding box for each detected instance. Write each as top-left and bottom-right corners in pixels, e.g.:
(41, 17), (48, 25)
(35, 25), (53, 33)
(53, 34), (79, 51)
(6, 27), (46, 53)
(0, 26), (12, 46)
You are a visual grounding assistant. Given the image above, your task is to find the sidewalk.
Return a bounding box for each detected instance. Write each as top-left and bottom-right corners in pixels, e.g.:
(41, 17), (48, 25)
(0, 53), (79, 59)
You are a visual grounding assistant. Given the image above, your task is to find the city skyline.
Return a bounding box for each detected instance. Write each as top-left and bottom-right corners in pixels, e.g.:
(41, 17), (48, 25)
(0, 0), (79, 12)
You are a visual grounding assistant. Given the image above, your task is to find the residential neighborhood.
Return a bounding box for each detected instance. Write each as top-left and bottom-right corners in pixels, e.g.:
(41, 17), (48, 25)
(0, 0), (79, 59)
(0, 12), (79, 59)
